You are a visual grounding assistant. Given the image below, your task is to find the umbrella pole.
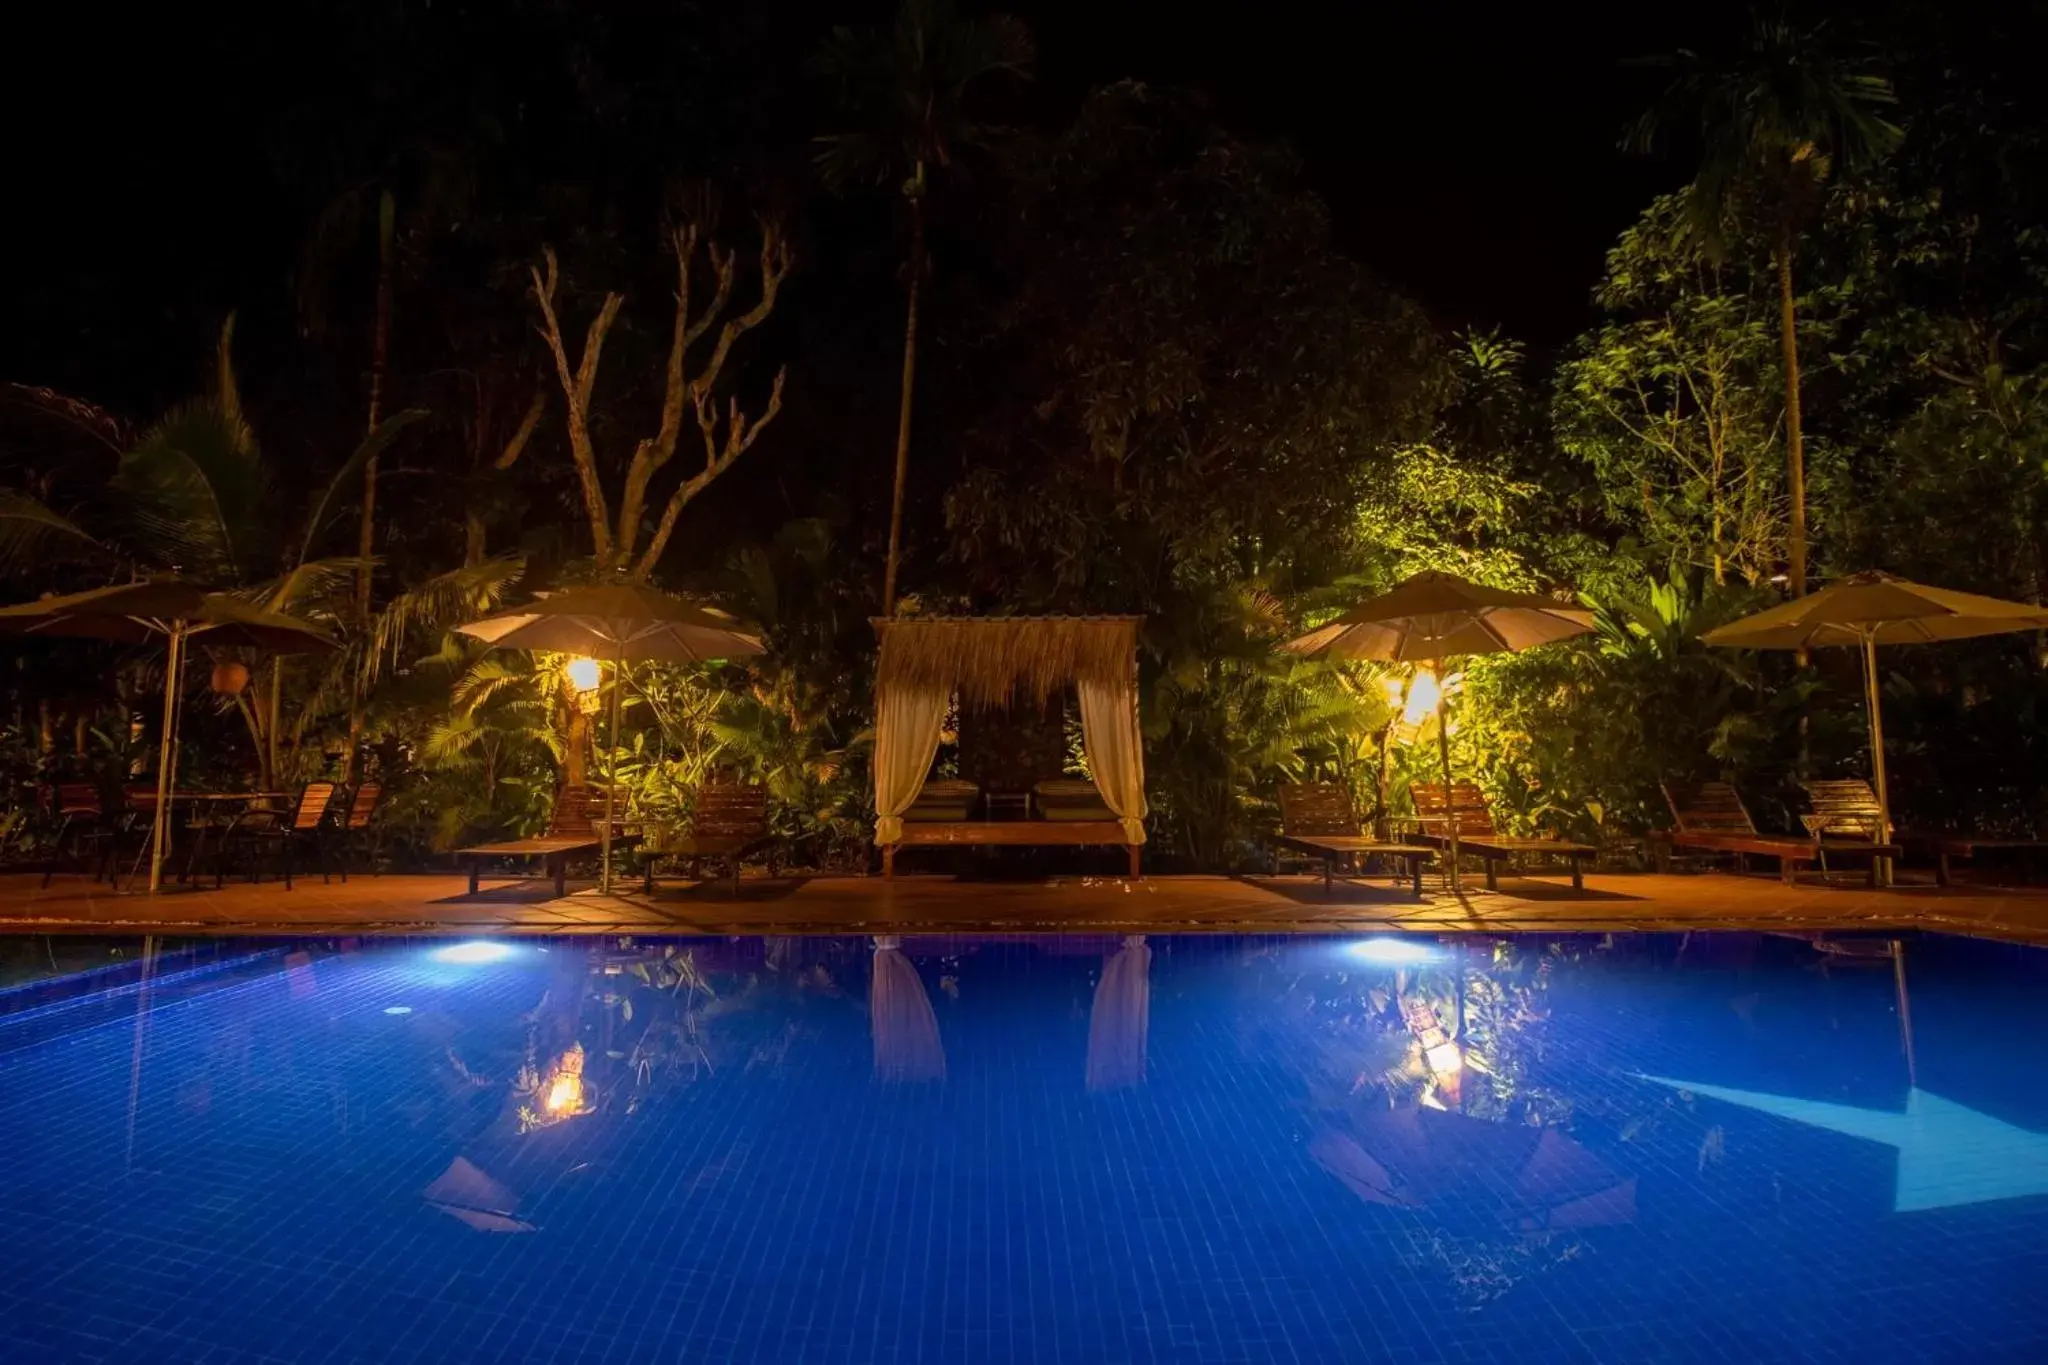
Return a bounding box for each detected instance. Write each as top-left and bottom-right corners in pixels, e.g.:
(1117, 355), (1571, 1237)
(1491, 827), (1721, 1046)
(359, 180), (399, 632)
(148, 625), (185, 894)
(601, 644), (622, 895)
(1862, 631), (1893, 887)
(1433, 658), (1460, 894)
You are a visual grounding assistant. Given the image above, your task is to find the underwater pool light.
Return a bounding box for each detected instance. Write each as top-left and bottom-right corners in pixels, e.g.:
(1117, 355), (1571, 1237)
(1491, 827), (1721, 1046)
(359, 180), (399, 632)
(383, 1005), (414, 1016)
(433, 941), (516, 965)
(1345, 937), (1436, 964)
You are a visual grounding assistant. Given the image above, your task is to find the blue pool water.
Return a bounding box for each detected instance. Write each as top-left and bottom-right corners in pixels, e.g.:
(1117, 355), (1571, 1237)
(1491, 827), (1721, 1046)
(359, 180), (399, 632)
(3, 931), (2045, 1363)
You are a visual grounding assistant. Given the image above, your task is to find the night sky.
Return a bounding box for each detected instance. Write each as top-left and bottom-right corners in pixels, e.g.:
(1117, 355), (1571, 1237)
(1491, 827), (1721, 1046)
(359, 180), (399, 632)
(5, 1), (1716, 405)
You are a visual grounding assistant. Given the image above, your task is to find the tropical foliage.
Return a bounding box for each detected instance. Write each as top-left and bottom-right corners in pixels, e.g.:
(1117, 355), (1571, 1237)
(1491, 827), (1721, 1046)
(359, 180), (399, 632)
(5, 1), (2047, 867)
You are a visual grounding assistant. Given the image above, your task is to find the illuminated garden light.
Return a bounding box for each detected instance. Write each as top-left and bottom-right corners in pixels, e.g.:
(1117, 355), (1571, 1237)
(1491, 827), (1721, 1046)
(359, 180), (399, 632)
(1400, 667), (1442, 727)
(565, 655), (603, 694)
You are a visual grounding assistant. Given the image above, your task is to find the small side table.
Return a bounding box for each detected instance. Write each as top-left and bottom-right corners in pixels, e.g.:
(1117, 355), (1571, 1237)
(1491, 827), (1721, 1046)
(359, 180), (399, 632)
(984, 790), (1033, 822)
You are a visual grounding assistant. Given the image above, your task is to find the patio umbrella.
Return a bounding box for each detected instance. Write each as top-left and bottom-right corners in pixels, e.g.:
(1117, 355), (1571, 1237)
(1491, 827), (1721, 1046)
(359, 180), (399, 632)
(1701, 571), (2048, 867)
(0, 581), (339, 892)
(1310, 1106), (1636, 1231)
(456, 584), (764, 893)
(1282, 571), (1595, 888)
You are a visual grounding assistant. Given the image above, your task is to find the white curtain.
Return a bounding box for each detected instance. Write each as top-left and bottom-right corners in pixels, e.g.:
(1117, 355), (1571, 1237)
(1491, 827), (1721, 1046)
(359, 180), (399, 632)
(1077, 676), (1148, 844)
(1085, 935), (1151, 1092)
(870, 936), (946, 1082)
(872, 685), (950, 845)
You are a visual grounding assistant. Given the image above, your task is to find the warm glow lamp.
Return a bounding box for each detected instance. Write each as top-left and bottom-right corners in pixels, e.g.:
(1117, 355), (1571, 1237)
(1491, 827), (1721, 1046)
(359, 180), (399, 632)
(1400, 667), (1442, 728)
(565, 655), (603, 694)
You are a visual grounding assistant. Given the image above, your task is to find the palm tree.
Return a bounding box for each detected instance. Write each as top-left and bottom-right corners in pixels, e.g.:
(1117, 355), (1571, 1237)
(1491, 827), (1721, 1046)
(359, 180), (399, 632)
(814, 0), (1033, 615)
(0, 320), (505, 788)
(1631, 13), (1900, 597)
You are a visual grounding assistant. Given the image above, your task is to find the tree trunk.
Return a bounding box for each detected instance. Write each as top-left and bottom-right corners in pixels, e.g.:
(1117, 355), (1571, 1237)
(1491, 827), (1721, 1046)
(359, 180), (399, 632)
(465, 512), (488, 568)
(1776, 220), (1807, 598)
(564, 708), (590, 788)
(345, 189), (398, 784)
(356, 189), (397, 618)
(881, 180), (925, 618)
(265, 659), (283, 791)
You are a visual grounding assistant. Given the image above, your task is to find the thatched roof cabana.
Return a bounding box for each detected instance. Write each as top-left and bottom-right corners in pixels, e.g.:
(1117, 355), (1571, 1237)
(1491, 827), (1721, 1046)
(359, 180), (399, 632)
(871, 615), (1147, 877)
(874, 615), (1142, 708)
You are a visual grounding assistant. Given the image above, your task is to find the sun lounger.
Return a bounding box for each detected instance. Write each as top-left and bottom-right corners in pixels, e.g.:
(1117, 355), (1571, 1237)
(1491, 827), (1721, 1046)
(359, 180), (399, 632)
(457, 785), (639, 896)
(1273, 782), (1434, 894)
(644, 781), (772, 894)
(1407, 783), (1595, 891)
(1801, 777), (2048, 886)
(1655, 780), (1896, 885)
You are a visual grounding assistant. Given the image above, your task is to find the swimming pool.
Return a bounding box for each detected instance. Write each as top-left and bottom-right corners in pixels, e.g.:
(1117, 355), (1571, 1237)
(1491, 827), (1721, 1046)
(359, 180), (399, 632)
(2, 931), (2043, 1363)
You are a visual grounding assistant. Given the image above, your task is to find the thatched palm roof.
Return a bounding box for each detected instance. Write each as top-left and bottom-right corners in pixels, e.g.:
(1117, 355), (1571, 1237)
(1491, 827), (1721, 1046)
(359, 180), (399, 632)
(874, 615), (1141, 708)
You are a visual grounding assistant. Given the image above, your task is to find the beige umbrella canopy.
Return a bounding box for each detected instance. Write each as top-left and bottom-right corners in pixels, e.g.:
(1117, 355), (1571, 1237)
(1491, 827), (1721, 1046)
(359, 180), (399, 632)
(0, 580), (339, 892)
(1284, 571), (1595, 662)
(1702, 571), (2048, 858)
(456, 584), (765, 893)
(1283, 571), (1595, 889)
(456, 583), (766, 661)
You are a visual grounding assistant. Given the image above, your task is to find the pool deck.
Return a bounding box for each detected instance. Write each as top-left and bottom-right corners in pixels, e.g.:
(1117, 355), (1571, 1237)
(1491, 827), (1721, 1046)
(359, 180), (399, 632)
(3, 868), (2047, 944)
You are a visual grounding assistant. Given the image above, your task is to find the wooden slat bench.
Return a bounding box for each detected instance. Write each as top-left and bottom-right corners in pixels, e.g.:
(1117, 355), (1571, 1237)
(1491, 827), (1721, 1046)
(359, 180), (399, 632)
(1275, 782), (1434, 895)
(645, 781), (772, 894)
(456, 786), (639, 896)
(882, 819), (1141, 879)
(1407, 783), (1595, 891)
(1656, 780), (1897, 885)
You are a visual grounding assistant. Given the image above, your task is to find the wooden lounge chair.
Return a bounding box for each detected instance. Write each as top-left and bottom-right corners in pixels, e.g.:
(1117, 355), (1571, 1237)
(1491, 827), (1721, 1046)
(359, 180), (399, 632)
(644, 780), (772, 894)
(457, 786), (639, 896)
(39, 782), (120, 887)
(215, 782), (343, 889)
(1274, 782), (1434, 894)
(1407, 783), (1595, 891)
(1655, 780), (1897, 886)
(331, 780), (384, 881)
(1801, 777), (2048, 887)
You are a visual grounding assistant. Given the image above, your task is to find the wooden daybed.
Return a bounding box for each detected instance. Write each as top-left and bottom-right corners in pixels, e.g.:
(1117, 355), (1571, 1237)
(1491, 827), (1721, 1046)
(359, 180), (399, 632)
(873, 616), (1148, 879)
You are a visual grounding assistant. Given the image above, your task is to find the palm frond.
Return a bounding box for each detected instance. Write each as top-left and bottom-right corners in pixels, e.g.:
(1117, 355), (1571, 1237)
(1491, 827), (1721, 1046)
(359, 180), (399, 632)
(0, 489), (118, 571)
(294, 408), (430, 566)
(115, 398), (265, 580)
(365, 555), (526, 687)
(0, 383), (130, 455)
(250, 557), (364, 616)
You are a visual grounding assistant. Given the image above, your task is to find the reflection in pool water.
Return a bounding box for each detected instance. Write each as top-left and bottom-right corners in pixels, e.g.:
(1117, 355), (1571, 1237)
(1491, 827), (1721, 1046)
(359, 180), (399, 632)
(1, 931), (2045, 1362)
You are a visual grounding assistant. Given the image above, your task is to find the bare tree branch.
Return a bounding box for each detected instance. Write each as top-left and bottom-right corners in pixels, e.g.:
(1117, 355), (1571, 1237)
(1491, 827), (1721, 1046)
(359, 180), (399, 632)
(529, 247), (623, 563)
(690, 224), (792, 404)
(495, 390), (547, 472)
(531, 222), (792, 579)
(636, 366), (787, 578)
